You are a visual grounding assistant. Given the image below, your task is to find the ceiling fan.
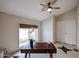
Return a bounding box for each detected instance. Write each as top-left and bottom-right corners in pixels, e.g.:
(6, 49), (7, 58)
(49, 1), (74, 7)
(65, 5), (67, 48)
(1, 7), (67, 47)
(40, 0), (60, 13)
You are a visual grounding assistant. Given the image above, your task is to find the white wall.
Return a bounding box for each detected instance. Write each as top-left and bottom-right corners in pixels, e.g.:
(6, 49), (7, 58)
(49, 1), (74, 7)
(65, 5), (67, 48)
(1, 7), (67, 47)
(53, 16), (56, 42)
(77, 4), (79, 49)
(41, 16), (56, 43)
(0, 12), (40, 52)
(0, 0), (2, 11)
(0, 14), (2, 47)
(56, 8), (77, 45)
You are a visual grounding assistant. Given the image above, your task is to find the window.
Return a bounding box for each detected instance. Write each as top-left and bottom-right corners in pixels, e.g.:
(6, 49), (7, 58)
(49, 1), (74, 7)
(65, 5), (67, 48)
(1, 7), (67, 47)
(19, 24), (38, 48)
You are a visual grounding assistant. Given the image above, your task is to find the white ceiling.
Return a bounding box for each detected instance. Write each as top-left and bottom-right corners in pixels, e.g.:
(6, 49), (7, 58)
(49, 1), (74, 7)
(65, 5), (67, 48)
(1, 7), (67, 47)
(0, 0), (78, 21)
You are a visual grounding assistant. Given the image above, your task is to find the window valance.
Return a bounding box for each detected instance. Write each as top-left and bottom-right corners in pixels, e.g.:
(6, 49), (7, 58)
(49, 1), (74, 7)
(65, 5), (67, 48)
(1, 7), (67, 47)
(20, 24), (38, 28)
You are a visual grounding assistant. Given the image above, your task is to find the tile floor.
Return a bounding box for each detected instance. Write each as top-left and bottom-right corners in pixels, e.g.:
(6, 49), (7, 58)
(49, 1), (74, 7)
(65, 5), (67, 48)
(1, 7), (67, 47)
(12, 42), (79, 58)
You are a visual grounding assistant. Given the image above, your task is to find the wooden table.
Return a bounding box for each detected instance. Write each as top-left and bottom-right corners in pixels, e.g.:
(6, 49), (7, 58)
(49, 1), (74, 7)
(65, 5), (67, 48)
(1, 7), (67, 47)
(20, 42), (57, 58)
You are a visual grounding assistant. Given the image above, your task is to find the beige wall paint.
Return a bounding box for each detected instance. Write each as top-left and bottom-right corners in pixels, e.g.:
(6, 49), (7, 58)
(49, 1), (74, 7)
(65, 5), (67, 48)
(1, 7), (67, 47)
(0, 12), (40, 52)
(56, 8), (77, 45)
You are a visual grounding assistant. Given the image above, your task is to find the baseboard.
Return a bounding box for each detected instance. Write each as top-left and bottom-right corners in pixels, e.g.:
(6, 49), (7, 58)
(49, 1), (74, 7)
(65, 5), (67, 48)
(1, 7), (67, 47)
(55, 41), (77, 46)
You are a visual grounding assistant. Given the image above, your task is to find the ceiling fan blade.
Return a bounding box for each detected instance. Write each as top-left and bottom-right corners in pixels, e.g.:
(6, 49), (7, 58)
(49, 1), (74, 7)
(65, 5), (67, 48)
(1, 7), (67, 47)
(41, 9), (47, 12)
(41, 7), (48, 12)
(52, 0), (57, 5)
(53, 7), (60, 9)
(40, 4), (46, 6)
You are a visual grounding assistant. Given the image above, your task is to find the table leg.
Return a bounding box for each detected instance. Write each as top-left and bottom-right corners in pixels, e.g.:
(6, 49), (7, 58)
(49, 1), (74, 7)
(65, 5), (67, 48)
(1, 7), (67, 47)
(25, 53), (27, 58)
(50, 53), (53, 58)
(29, 51), (30, 58)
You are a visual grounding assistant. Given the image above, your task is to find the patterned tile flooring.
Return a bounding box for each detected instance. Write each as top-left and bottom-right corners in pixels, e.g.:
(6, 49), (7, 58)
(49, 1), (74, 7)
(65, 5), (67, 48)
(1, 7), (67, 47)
(12, 42), (79, 58)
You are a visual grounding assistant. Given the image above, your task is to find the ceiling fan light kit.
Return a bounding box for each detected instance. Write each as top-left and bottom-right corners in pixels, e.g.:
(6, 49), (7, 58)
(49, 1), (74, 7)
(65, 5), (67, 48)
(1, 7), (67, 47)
(47, 8), (52, 12)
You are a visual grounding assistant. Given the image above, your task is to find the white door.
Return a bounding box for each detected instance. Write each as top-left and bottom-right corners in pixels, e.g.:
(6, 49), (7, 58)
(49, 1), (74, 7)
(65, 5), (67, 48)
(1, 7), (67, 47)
(56, 21), (65, 43)
(64, 20), (76, 45)
(56, 20), (76, 45)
